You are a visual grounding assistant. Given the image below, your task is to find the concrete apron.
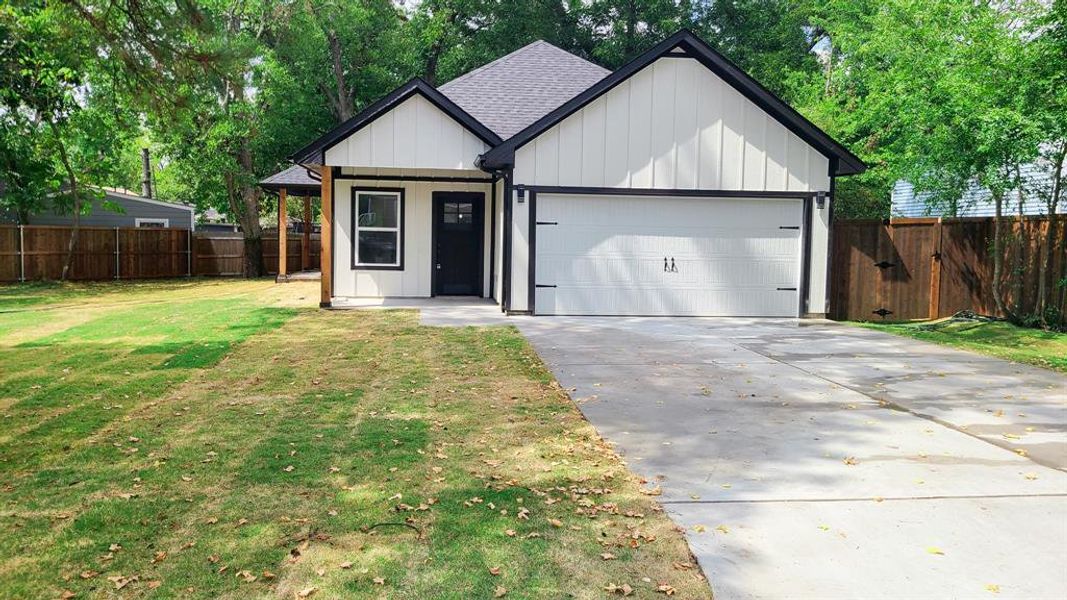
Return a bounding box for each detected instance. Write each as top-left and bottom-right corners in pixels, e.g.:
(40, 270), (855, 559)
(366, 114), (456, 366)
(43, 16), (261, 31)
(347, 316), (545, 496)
(516, 317), (1067, 600)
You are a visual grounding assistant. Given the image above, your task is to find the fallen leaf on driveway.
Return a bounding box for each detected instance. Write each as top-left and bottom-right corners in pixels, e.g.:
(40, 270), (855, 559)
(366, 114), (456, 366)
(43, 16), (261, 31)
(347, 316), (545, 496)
(926, 547), (945, 556)
(843, 457), (858, 466)
(692, 525), (707, 533)
(986, 584), (1000, 594)
(1024, 473), (1038, 480)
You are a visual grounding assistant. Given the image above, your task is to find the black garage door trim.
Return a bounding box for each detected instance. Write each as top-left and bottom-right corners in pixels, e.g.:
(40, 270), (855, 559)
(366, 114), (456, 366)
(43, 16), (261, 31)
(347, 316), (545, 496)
(525, 186), (815, 316)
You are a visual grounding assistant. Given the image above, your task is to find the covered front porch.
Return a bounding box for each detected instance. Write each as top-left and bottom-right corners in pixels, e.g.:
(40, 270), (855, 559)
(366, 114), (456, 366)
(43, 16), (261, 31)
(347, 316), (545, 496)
(260, 165), (322, 281)
(321, 167), (502, 304)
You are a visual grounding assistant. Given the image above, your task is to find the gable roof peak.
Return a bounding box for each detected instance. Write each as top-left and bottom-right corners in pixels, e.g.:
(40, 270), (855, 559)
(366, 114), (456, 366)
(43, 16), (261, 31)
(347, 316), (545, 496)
(480, 28), (866, 176)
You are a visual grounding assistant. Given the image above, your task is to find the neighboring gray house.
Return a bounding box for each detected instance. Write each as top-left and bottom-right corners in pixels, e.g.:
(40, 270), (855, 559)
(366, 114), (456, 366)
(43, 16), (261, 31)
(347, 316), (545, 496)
(3, 188), (195, 229)
(892, 163), (1056, 218)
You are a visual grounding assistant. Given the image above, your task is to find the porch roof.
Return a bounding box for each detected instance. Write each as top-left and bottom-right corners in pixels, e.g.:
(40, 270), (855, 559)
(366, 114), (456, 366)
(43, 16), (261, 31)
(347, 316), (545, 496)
(260, 164), (322, 194)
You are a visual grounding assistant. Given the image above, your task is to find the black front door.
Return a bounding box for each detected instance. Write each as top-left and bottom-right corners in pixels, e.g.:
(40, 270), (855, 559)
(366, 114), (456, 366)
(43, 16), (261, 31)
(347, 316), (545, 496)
(433, 192), (484, 296)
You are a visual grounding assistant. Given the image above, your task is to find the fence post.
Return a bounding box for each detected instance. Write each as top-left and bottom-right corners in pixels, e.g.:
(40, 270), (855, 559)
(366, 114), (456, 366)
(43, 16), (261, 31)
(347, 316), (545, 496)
(114, 227), (121, 280)
(928, 219), (943, 319)
(18, 225), (25, 282)
(187, 230), (193, 277)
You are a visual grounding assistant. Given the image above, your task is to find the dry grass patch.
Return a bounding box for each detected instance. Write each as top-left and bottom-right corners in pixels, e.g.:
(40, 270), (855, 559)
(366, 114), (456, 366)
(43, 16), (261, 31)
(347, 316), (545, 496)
(0, 280), (710, 599)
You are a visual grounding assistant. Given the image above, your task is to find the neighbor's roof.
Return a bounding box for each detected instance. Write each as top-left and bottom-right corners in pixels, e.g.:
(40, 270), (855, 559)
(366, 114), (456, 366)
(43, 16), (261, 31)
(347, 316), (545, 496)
(438, 41), (610, 139)
(260, 164), (321, 192)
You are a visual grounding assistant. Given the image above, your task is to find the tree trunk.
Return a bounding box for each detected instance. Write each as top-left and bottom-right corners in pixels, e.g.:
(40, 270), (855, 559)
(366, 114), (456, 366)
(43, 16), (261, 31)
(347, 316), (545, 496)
(235, 139), (264, 278)
(991, 190), (1008, 318)
(327, 29), (353, 122)
(48, 119), (82, 282)
(1038, 145), (1064, 326)
(1011, 167), (1026, 321)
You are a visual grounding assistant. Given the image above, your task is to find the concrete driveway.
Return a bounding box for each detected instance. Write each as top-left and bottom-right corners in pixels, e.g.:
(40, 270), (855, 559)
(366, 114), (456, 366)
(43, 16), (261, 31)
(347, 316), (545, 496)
(515, 317), (1067, 600)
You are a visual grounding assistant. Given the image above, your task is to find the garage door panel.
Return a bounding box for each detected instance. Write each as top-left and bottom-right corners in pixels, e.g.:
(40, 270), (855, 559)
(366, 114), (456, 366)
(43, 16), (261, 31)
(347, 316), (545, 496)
(535, 194), (802, 316)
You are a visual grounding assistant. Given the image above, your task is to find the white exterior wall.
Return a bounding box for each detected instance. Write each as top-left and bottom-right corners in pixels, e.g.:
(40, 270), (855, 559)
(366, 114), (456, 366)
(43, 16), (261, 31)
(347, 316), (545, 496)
(513, 57), (831, 192)
(325, 94), (489, 170)
(333, 173), (492, 298)
(509, 55), (834, 315)
(808, 200), (830, 314)
(493, 179), (504, 302)
(509, 188), (530, 312)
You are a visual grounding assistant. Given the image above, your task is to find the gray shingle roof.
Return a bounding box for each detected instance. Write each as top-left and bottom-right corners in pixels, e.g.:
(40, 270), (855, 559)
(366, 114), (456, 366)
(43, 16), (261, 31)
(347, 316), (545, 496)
(438, 41), (610, 140)
(260, 164), (321, 191)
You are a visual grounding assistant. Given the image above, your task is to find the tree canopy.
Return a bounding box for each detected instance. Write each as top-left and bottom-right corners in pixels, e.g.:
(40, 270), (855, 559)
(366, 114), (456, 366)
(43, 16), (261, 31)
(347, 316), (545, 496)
(1, 0), (1063, 273)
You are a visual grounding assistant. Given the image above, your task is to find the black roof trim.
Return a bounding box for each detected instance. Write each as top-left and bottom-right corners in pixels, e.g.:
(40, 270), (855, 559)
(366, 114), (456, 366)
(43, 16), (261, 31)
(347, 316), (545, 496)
(479, 30), (866, 177)
(288, 78), (503, 165)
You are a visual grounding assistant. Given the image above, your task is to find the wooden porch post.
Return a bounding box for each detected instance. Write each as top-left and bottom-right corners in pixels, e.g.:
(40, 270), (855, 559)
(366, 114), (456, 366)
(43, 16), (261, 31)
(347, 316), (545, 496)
(302, 195), (311, 271)
(277, 187), (288, 280)
(320, 168), (333, 307)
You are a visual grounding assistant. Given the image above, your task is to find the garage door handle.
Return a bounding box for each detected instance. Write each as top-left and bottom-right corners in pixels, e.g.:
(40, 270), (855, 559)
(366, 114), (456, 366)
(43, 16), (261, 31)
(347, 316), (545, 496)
(664, 257), (669, 272)
(670, 257), (678, 273)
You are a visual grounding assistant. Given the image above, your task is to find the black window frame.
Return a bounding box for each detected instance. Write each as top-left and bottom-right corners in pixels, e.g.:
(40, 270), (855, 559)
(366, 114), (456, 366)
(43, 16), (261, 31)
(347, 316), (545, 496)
(351, 187), (405, 271)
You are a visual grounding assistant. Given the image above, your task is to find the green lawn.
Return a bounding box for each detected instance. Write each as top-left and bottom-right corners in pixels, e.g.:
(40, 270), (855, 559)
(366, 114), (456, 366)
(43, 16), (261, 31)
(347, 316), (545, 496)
(0, 280), (709, 599)
(859, 318), (1067, 373)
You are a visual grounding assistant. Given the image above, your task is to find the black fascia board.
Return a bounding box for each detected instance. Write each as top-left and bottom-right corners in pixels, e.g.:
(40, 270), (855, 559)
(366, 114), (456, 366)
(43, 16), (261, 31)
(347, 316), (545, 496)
(479, 29), (866, 177)
(288, 77), (503, 165)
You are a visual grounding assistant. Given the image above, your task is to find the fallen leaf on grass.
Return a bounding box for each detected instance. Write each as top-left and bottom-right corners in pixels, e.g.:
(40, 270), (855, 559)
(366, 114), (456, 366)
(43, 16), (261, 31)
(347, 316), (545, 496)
(146, 580), (162, 589)
(489, 566), (502, 576)
(604, 583), (634, 596)
(640, 486), (663, 496)
(656, 583), (676, 595)
(600, 553), (616, 561)
(339, 562), (352, 570)
(79, 570), (98, 579)
(283, 465), (295, 472)
(151, 551), (167, 563)
(494, 586), (507, 597)
(297, 586), (317, 598)
(671, 562), (693, 570)
(373, 577), (385, 585)
(505, 529), (517, 537)
(107, 574), (138, 590)
(262, 570), (276, 580)
(60, 591), (75, 599)
(548, 518), (563, 528)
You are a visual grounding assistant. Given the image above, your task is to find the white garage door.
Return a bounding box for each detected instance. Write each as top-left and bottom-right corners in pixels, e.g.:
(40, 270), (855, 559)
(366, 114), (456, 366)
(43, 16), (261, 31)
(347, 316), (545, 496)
(533, 194), (804, 316)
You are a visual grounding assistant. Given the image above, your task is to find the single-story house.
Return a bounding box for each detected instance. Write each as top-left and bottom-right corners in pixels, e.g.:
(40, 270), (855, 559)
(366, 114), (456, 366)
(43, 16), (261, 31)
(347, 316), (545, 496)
(1, 188), (195, 229)
(287, 29), (866, 317)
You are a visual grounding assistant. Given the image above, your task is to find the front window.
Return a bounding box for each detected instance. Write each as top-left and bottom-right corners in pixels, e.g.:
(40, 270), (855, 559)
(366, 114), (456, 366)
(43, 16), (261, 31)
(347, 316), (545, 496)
(353, 190), (403, 268)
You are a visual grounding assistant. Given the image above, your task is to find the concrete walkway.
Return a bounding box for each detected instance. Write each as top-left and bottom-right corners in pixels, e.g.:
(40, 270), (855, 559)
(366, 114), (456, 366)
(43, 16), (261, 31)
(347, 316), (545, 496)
(515, 317), (1067, 600)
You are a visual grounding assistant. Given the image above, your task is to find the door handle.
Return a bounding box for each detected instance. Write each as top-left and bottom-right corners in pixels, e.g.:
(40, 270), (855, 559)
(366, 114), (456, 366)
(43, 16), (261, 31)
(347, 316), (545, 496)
(436, 263), (441, 270)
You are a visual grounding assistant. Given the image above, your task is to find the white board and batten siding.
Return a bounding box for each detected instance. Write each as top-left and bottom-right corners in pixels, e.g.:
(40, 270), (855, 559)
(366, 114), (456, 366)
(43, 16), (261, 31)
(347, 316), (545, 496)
(324, 94), (488, 170)
(513, 57), (831, 192)
(509, 55), (834, 315)
(332, 175), (493, 299)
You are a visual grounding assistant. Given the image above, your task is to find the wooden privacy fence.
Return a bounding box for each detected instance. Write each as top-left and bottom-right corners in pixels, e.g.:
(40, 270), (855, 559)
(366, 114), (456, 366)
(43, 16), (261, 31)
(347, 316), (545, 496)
(0, 225), (319, 281)
(194, 233), (320, 277)
(830, 217), (1067, 322)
